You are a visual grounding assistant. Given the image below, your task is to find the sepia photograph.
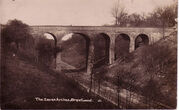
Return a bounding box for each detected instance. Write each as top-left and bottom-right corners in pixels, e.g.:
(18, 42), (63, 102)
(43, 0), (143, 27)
(0, 0), (177, 109)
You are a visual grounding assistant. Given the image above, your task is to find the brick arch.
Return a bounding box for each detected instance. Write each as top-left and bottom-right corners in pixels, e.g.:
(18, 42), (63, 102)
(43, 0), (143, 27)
(115, 33), (130, 60)
(60, 32), (91, 71)
(93, 33), (110, 67)
(44, 32), (57, 46)
(135, 33), (149, 49)
(116, 33), (131, 41)
(60, 32), (90, 42)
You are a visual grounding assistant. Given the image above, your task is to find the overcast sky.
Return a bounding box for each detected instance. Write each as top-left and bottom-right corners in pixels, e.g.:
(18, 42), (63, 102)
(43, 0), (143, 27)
(0, 0), (175, 26)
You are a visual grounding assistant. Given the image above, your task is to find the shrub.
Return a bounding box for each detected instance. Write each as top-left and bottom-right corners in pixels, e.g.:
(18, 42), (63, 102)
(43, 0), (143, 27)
(2, 19), (32, 50)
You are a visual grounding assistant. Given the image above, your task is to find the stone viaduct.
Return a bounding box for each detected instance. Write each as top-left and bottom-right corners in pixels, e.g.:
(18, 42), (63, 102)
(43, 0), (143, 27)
(30, 25), (174, 74)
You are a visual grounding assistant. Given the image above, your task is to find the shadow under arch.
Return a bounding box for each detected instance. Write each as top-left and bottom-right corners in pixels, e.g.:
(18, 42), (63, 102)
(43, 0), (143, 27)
(93, 33), (110, 68)
(135, 34), (149, 49)
(115, 33), (130, 61)
(60, 32), (90, 72)
(39, 32), (59, 69)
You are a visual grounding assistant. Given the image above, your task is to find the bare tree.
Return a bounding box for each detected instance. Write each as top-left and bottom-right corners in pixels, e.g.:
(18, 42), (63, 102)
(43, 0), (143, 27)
(125, 70), (138, 108)
(142, 78), (161, 108)
(93, 66), (108, 94)
(111, 0), (127, 26)
(139, 44), (175, 108)
(116, 67), (124, 108)
(148, 4), (176, 37)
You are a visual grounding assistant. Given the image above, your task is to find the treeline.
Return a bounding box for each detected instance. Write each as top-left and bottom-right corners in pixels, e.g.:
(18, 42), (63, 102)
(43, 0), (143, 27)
(1, 19), (61, 68)
(110, 2), (177, 27)
(1, 19), (35, 57)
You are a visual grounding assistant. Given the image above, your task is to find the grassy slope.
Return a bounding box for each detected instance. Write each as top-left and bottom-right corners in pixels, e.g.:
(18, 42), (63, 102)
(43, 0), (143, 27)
(107, 31), (177, 107)
(61, 43), (86, 68)
(1, 52), (116, 109)
(61, 35), (86, 69)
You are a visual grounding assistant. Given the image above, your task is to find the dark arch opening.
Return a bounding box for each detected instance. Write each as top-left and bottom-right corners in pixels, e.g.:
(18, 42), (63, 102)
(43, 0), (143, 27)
(93, 33), (110, 68)
(135, 34), (149, 49)
(60, 33), (90, 72)
(44, 32), (60, 59)
(115, 33), (130, 61)
(36, 32), (58, 68)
